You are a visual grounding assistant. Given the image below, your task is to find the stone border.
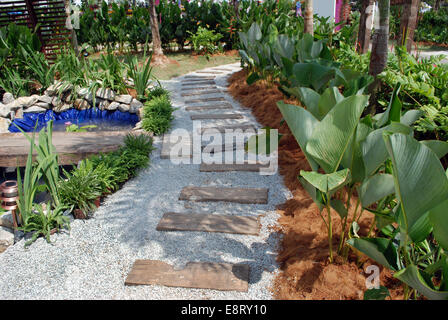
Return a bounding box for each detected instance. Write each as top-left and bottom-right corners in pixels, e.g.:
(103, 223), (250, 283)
(0, 83), (146, 133)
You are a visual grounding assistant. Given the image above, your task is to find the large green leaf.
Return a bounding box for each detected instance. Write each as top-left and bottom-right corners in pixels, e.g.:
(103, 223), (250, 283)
(298, 177), (324, 212)
(376, 83), (402, 128)
(362, 122), (413, 176)
(300, 169), (351, 194)
(316, 86), (344, 120)
(384, 133), (448, 243)
(400, 109), (423, 126)
(428, 199), (448, 250)
(394, 264), (448, 300)
(358, 174), (395, 208)
(306, 95), (368, 173)
(421, 140), (448, 159)
(291, 87), (320, 118)
(347, 237), (400, 271)
(292, 62), (335, 92)
(247, 22), (262, 42)
(277, 101), (319, 171)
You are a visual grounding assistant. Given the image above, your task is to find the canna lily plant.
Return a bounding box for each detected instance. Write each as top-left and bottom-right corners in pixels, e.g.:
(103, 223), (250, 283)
(278, 81), (448, 299)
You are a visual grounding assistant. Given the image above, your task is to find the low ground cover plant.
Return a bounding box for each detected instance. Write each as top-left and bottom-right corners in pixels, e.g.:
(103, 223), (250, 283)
(141, 91), (175, 135)
(188, 27), (223, 56)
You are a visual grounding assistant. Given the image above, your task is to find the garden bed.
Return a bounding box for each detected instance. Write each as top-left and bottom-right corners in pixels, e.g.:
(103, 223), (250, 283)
(227, 70), (405, 300)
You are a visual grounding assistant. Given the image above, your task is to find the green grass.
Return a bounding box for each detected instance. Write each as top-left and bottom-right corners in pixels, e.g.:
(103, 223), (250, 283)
(151, 51), (240, 80)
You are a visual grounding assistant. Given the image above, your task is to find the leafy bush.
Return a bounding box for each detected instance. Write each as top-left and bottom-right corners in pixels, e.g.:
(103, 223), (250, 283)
(415, 8), (448, 45)
(58, 160), (103, 216)
(188, 27), (223, 55)
(20, 203), (70, 247)
(141, 94), (174, 135)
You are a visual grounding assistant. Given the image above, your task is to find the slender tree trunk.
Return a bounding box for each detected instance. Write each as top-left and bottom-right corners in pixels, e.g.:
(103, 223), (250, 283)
(304, 0), (314, 36)
(398, 0), (420, 51)
(367, 0), (390, 115)
(233, 0), (239, 19)
(435, 0), (441, 11)
(358, 0), (375, 53)
(148, 0), (169, 65)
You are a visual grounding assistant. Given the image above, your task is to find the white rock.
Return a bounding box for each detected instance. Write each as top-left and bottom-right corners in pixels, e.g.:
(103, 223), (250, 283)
(74, 99), (90, 110)
(0, 117), (11, 133)
(35, 102), (51, 109)
(115, 94), (133, 104)
(0, 103), (10, 118)
(2, 92), (14, 105)
(5, 100), (23, 111)
(137, 107), (144, 120)
(132, 121), (143, 130)
(38, 95), (52, 104)
(0, 212), (15, 229)
(23, 106), (47, 113)
(0, 226), (14, 253)
(51, 96), (62, 108)
(54, 104), (71, 113)
(96, 88), (115, 101)
(106, 101), (120, 111)
(129, 99), (143, 113)
(17, 95), (38, 107)
(98, 100), (110, 111)
(118, 104), (130, 112)
(15, 107), (23, 119)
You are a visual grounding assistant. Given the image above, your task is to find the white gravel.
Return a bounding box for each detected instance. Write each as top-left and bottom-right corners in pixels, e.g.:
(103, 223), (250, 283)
(0, 63), (292, 300)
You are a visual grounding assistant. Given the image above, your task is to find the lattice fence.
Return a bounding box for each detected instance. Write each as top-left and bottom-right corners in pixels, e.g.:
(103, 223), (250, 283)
(0, 0), (71, 60)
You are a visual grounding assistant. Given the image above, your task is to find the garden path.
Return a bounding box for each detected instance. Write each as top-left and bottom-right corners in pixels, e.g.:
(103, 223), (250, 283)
(0, 63), (291, 299)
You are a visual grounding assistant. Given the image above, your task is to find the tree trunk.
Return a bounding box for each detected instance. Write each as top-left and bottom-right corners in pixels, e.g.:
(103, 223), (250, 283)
(233, 0), (239, 19)
(398, 0), (420, 51)
(357, 0), (375, 53)
(435, 0), (441, 11)
(148, 0), (169, 66)
(367, 0), (390, 115)
(304, 0), (314, 36)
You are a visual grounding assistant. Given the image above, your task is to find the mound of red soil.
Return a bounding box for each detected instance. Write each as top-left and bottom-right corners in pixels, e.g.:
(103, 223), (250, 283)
(227, 70), (404, 300)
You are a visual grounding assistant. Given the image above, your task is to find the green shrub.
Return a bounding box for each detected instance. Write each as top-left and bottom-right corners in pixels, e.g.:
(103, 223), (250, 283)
(188, 26), (223, 56)
(58, 160), (103, 215)
(141, 94), (174, 135)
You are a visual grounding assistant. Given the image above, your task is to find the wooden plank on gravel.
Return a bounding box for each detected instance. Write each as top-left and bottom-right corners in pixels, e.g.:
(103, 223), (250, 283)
(199, 163), (269, 172)
(182, 80), (216, 86)
(184, 76), (215, 80)
(195, 70), (224, 74)
(185, 103), (233, 111)
(179, 186), (269, 204)
(125, 260), (250, 292)
(181, 86), (218, 91)
(191, 113), (243, 120)
(200, 124), (256, 134)
(156, 212), (260, 235)
(181, 90), (221, 97)
(185, 97), (226, 104)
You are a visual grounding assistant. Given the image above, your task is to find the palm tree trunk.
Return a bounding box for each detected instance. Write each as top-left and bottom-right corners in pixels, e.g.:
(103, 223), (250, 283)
(148, 0), (169, 65)
(357, 0), (375, 53)
(398, 0), (420, 51)
(304, 0), (314, 36)
(367, 0), (390, 115)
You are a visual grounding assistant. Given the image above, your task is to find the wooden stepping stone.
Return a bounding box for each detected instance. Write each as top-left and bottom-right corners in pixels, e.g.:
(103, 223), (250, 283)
(185, 97), (226, 104)
(211, 67), (235, 72)
(125, 260), (250, 292)
(157, 212), (260, 235)
(186, 103), (233, 111)
(200, 163), (269, 172)
(195, 70), (224, 74)
(184, 75), (215, 80)
(181, 90), (221, 97)
(179, 186), (268, 204)
(200, 124), (256, 134)
(183, 78), (215, 82)
(191, 113), (243, 120)
(182, 80), (216, 86)
(181, 86), (218, 91)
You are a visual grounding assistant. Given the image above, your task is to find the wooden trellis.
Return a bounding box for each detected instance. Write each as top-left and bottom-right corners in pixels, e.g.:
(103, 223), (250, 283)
(0, 0), (71, 60)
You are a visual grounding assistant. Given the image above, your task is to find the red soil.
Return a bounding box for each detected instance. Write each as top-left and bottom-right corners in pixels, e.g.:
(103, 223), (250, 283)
(227, 70), (404, 300)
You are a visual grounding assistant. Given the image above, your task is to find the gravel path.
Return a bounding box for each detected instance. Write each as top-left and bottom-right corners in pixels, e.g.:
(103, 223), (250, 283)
(0, 63), (291, 300)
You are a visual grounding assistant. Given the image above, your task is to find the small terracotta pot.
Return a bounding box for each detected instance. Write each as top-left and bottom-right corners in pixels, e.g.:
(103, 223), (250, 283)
(94, 197), (101, 208)
(73, 209), (87, 219)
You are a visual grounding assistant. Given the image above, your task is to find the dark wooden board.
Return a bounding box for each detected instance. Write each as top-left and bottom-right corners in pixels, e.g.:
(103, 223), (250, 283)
(156, 212), (260, 235)
(125, 260), (250, 292)
(179, 186), (269, 204)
